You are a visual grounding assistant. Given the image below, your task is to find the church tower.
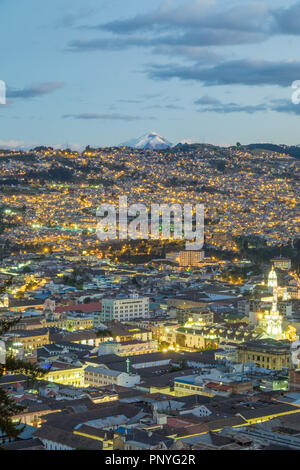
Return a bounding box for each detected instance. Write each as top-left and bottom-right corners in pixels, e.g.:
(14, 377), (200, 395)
(268, 265), (277, 290)
(259, 266), (283, 339)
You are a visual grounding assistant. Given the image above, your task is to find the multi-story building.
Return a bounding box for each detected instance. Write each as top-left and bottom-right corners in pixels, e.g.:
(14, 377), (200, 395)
(175, 308), (214, 325)
(84, 366), (140, 388)
(173, 375), (213, 397)
(174, 376), (252, 397)
(101, 295), (149, 322)
(7, 328), (49, 352)
(237, 300), (250, 317)
(289, 369), (300, 392)
(278, 301), (293, 318)
(165, 252), (180, 263)
(179, 250), (205, 267)
(43, 362), (85, 387)
(237, 339), (290, 370)
(271, 258), (292, 271)
(97, 339), (158, 356)
(56, 314), (94, 331)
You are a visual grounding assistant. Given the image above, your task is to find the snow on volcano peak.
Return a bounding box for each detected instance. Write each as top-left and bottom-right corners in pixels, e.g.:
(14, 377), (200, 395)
(120, 132), (173, 149)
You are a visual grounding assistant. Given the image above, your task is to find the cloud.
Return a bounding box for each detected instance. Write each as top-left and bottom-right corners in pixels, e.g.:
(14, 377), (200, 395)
(95, 1), (300, 39)
(0, 140), (38, 150)
(193, 95), (300, 115)
(151, 45), (222, 63)
(67, 37), (149, 52)
(117, 99), (143, 104)
(270, 99), (300, 115)
(143, 104), (184, 110)
(67, 27), (266, 55)
(7, 82), (64, 99)
(51, 142), (85, 151)
(141, 93), (161, 99)
(272, 1), (300, 35)
(66, 1), (275, 58)
(0, 140), (85, 151)
(196, 101), (268, 114)
(147, 59), (300, 87)
(59, 6), (96, 28)
(62, 113), (154, 121)
(195, 95), (222, 105)
(97, 1), (271, 36)
(66, 1), (300, 63)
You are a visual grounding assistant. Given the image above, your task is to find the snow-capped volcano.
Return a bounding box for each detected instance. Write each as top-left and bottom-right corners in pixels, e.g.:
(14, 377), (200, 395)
(121, 132), (173, 150)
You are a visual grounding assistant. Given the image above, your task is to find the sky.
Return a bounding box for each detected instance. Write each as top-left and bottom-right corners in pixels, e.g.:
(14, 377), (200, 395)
(1, 0), (300, 149)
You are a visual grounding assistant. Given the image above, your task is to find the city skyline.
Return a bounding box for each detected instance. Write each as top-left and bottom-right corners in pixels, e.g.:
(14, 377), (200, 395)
(1, 0), (300, 455)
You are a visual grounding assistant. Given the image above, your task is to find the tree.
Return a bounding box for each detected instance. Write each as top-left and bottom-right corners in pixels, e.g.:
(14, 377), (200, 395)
(96, 329), (113, 339)
(0, 316), (45, 441)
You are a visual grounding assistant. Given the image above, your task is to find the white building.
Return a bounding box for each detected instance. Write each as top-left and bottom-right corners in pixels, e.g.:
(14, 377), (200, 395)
(84, 366), (140, 388)
(101, 295), (149, 322)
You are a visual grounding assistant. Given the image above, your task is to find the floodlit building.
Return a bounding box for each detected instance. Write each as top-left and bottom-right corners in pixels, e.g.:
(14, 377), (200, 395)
(101, 295), (149, 322)
(271, 258), (292, 271)
(179, 250), (205, 267)
(259, 267), (285, 340)
(268, 266), (278, 291)
(236, 339), (290, 370)
(43, 362), (85, 387)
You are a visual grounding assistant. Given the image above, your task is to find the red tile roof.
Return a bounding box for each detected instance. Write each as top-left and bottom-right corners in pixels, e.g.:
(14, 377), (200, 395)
(205, 382), (231, 391)
(55, 301), (101, 314)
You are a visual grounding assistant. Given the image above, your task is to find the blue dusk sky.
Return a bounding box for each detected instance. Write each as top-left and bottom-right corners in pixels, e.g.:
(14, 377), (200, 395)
(1, 0), (300, 149)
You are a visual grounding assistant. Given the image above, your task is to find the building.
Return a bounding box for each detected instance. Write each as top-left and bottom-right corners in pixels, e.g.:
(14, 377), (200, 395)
(268, 266), (278, 291)
(84, 366), (140, 388)
(43, 362), (85, 387)
(105, 322), (153, 343)
(237, 300), (250, 317)
(170, 321), (260, 351)
(34, 426), (103, 450)
(175, 308), (214, 325)
(259, 266), (285, 339)
(271, 258), (292, 271)
(278, 301), (293, 318)
(174, 376), (213, 397)
(174, 374), (252, 397)
(289, 369), (300, 392)
(7, 328), (49, 353)
(114, 429), (174, 450)
(237, 339), (290, 370)
(165, 252), (180, 263)
(56, 314), (94, 331)
(50, 329), (101, 347)
(179, 250), (205, 267)
(259, 302), (284, 340)
(98, 339), (158, 357)
(101, 295), (149, 322)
